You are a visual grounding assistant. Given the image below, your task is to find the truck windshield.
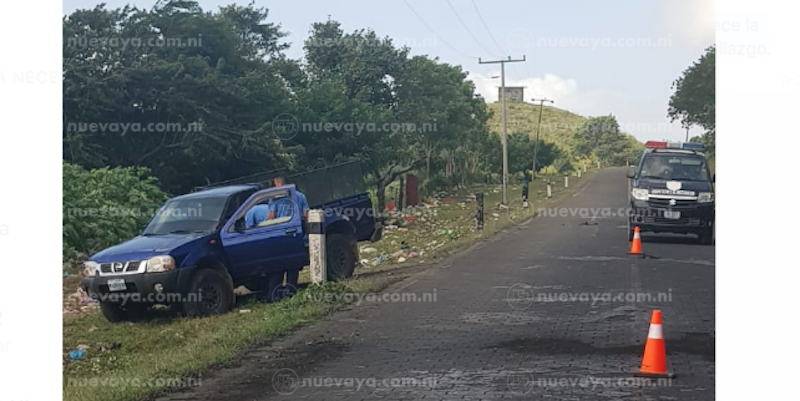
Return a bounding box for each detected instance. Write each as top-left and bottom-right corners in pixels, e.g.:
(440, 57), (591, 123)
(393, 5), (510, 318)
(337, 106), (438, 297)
(638, 154), (709, 182)
(143, 197), (227, 235)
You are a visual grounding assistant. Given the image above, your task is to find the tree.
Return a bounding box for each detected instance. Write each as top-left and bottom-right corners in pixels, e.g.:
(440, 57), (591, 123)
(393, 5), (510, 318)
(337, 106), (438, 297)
(571, 116), (641, 166)
(63, 1), (296, 193)
(669, 46), (715, 153)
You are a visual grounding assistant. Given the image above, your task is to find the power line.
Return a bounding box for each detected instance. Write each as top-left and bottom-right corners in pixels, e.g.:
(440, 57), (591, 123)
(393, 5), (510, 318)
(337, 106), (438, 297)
(470, 0), (507, 55)
(445, 0), (501, 58)
(402, 0), (478, 60)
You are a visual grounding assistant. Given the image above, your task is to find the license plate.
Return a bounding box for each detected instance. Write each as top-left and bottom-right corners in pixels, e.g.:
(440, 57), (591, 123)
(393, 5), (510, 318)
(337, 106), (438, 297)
(664, 210), (681, 219)
(107, 279), (127, 292)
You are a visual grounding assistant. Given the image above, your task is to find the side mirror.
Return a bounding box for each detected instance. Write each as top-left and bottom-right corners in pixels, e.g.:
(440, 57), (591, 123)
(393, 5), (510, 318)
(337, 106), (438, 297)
(712, 174), (715, 183)
(626, 166), (636, 179)
(234, 217), (246, 232)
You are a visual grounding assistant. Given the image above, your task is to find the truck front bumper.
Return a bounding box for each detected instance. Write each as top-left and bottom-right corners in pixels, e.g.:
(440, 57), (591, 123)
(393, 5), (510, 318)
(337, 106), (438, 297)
(629, 200), (714, 234)
(81, 266), (197, 306)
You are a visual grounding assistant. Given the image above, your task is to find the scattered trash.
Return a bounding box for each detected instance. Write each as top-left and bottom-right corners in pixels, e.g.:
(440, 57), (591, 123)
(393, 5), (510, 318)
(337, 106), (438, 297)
(88, 326), (98, 333)
(239, 309), (252, 314)
(63, 271), (70, 278)
(397, 257), (407, 263)
(101, 342), (121, 352)
(361, 247), (378, 254)
(407, 252), (419, 259)
(77, 344), (90, 351)
(68, 349), (86, 361)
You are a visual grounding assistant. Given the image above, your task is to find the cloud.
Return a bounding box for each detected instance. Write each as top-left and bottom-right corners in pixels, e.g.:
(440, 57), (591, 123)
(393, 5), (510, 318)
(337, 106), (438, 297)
(470, 72), (578, 104)
(469, 72), (691, 142)
(659, 0), (715, 47)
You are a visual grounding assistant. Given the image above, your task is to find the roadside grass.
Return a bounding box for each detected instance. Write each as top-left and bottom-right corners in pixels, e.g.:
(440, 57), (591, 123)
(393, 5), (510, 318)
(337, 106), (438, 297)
(63, 169), (596, 401)
(63, 277), (394, 401)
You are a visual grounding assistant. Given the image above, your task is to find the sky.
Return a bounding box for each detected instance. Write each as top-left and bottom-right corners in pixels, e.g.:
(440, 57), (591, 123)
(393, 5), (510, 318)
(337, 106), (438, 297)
(63, 0), (715, 142)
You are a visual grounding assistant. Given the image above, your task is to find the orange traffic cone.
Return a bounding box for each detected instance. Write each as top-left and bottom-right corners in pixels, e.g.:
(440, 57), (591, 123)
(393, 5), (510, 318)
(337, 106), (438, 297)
(629, 226), (642, 255)
(636, 310), (675, 378)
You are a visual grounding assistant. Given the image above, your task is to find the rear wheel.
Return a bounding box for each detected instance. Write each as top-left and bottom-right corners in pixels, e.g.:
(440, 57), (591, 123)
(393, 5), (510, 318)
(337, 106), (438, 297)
(182, 269), (234, 317)
(326, 233), (357, 280)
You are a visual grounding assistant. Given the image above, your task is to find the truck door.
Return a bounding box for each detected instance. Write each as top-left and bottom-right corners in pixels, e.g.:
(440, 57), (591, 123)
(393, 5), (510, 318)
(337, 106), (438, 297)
(219, 186), (306, 281)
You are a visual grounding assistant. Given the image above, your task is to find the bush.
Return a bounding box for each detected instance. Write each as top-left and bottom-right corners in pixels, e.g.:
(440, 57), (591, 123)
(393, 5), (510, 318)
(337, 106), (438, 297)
(63, 162), (169, 262)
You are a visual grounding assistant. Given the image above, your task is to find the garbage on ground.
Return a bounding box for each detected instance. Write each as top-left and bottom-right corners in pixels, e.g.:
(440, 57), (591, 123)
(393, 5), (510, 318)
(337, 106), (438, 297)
(77, 344), (90, 351)
(361, 247), (378, 254)
(239, 309), (251, 314)
(397, 257), (407, 263)
(68, 349), (86, 361)
(101, 342), (121, 352)
(407, 252), (419, 259)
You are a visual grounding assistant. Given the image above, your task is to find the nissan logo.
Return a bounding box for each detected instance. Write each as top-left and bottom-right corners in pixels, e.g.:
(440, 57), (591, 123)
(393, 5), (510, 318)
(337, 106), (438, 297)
(113, 262), (124, 272)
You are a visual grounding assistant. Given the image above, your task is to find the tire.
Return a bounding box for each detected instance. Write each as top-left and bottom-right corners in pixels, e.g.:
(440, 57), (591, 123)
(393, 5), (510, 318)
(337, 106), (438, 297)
(627, 219), (635, 241)
(99, 302), (146, 323)
(182, 269), (234, 317)
(698, 223), (714, 246)
(326, 233), (357, 281)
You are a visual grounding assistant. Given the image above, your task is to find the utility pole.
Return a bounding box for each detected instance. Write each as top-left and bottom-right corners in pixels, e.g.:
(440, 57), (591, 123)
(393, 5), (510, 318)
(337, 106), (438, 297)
(479, 56), (526, 205)
(530, 97), (554, 182)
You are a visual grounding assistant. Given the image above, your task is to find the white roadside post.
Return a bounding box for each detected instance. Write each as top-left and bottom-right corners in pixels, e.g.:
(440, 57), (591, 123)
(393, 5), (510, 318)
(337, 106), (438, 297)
(564, 175), (569, 188)
(583, 163), (587, 173)
(597, 160), (601, 169)
(308, 209), (326, 284)
(578, 169), (582, 178)
(547, 183), (552, 198)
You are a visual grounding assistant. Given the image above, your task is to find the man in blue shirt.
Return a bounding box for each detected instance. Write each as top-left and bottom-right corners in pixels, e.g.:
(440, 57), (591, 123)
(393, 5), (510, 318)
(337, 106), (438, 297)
(273, 175), (309, 218)
(244, 202), (272, 229)
(264, 175), (310, 301)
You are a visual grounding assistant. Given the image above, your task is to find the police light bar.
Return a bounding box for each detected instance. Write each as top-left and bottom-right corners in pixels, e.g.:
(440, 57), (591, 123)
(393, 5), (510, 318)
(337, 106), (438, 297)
(644, 141), (705, 151)
(681, 142), (705, 150)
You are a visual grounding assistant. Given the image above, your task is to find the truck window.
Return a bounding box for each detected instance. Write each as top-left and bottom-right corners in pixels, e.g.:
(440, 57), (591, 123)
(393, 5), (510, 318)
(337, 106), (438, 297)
(639, 154), (708, 182)
(240, 192), (296, 230)
(143, 197), (227, 235)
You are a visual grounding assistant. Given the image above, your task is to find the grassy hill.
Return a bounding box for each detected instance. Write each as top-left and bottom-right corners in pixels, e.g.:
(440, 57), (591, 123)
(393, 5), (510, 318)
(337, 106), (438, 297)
(487, 101), (587, 154)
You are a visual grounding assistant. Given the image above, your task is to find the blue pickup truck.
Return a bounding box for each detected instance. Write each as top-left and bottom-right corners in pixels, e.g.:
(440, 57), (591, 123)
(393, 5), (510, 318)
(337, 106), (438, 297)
(81, 162), (382, 322)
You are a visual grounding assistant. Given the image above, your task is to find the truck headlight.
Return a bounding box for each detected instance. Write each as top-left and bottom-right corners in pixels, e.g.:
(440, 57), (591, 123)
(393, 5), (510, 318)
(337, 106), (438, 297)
(631, 188), (649, 201)
(697, 192), (714, 203)
(146, 256), (175, 272)
(82, 261), (100, 277)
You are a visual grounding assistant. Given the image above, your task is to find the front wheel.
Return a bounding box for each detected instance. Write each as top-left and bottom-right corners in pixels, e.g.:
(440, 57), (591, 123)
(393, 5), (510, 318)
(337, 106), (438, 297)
(698, 223), (714, 246)
(182, 269), (234, 317)
(326, 233), (357, 281)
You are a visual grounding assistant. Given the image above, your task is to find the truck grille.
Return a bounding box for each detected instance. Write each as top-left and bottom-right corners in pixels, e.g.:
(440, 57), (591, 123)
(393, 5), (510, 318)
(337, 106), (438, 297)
(644, 217), (702, 226)
(99, 260), (143, 275)
(647, 198), (696, 209)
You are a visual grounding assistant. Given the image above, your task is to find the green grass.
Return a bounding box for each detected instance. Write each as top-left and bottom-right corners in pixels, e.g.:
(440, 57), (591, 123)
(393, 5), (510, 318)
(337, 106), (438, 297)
(487, 101), (587, 152)
(63, 278), (394, 401)
(62, 169), (597, 401)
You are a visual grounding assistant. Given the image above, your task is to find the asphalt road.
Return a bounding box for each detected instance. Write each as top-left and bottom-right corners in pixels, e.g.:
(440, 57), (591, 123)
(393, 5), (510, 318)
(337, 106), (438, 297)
(160, 167), (715, 401)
